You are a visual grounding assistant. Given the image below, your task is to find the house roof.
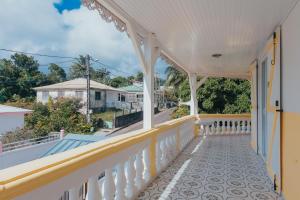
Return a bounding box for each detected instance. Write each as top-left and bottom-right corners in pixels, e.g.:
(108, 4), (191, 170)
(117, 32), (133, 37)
(33, 78), (124, 92)
(119, 84), (143, 93)
(41, 134), (106, 157)
(0, 105), (32, 114)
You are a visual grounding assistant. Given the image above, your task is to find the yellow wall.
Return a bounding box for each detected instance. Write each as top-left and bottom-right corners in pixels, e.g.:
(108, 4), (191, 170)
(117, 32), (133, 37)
(282, 112), (300, 199)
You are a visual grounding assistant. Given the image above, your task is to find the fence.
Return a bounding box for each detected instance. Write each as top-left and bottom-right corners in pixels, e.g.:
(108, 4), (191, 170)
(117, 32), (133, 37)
(1, 133), (60, 152)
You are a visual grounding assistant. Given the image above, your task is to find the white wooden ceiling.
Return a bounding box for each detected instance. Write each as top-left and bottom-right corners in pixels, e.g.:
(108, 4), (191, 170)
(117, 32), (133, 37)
(111, 0), (298, 77)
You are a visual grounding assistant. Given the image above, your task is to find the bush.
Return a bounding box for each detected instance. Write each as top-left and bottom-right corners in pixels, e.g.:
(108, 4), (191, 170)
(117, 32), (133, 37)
(171, 105), (189, 119)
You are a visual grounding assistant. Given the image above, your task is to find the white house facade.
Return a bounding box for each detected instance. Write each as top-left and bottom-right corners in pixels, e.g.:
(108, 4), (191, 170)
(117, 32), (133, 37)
(0, 105), (32, 136)
(34, 78), (125, 112)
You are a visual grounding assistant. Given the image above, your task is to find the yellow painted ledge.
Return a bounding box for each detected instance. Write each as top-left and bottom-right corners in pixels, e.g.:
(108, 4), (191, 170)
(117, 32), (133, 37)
(0, 115), (196, 200)
(198, 113), (251, 119)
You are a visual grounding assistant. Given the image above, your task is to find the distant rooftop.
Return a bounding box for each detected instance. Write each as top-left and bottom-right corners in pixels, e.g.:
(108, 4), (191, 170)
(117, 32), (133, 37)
(33, 78), (124, 92)
(41, 134), (106, 157)
(0, 105), (32, 114)
(119, 84), (143, 93)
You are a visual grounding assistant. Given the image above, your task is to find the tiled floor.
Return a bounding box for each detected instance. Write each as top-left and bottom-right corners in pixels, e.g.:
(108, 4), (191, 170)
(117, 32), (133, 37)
(138, 135), (282, 200)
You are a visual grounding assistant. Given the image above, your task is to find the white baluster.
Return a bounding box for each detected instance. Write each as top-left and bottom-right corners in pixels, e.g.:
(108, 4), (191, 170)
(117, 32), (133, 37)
(216, 121), (220, 134)
(104, 168), (115, 200)
(116, 162), (126, 200)
(242, 120), (246, 134)
(87, 176), (101, 200)
(126, 156), (137, 199)
(221, 121), (226, 134)
(156, 140), (162, 172)
(69, 186), (79, 200)
(211, 123), (215, 135)
(135, 150), (144, 190)
(226, 120), (230, 134)
(143, 146), (151, 183)
(231, 120), (236, 134)
(246, 120), (251, 134)
(205, 125), (210, 135)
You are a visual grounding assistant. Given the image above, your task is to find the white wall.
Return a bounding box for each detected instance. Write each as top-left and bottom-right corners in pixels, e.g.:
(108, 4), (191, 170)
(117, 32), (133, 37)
(0, 141), (58, 169)
(0, 114), (25, 135)
(282, 2), (300, 112)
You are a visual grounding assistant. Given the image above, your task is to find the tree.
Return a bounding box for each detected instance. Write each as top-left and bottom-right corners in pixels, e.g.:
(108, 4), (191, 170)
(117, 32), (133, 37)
(93, 68), (111, 84)
(0, 53), (47, 102)
(197, 78), (251, 114)
(68, 55), (92, 79)
(47, 63), (66, 83)
(164, 66), (251, 114)
(110, 76), (130, 88)
(135, 71), (143, 82)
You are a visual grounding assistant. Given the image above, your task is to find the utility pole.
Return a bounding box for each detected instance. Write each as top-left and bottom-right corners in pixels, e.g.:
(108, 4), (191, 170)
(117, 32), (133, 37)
(86, 54), (91, 124)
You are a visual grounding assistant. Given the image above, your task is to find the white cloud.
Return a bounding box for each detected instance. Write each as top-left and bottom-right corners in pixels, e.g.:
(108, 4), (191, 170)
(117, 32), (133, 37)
(0, 0), (142, 76)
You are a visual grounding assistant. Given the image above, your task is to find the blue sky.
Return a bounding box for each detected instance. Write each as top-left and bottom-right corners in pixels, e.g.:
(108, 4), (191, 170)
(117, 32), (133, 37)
(0, 0), (168, 79)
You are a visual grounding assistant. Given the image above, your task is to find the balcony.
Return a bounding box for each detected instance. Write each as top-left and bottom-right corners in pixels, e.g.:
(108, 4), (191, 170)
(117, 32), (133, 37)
(0, 114), (278, 200)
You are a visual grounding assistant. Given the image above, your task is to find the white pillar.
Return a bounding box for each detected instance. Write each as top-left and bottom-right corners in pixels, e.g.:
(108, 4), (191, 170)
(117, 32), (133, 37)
(128, 22), (159, 130)
(188, 73), (198, 115)
(143, 33), (160, 130)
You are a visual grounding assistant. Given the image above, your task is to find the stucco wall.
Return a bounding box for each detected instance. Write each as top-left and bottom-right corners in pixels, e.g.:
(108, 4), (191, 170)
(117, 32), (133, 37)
(36, 89), (106, 109)
(0, 114), (25, 135)
(281, 1), (300, 199)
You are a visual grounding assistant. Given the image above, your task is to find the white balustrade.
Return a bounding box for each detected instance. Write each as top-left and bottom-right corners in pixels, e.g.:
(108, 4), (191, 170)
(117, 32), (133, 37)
(1, 116), (202, 200)
(199, 115), (251, 136)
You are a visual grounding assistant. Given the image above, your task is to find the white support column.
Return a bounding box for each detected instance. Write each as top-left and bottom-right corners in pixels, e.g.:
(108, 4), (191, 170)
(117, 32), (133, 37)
(128, 22), (160, 130)
(188, 73), (198, 115)
(143, 33), (160, 129)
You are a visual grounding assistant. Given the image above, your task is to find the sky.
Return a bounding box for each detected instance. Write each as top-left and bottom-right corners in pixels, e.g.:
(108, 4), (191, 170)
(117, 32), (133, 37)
(0, 0), (168, 79)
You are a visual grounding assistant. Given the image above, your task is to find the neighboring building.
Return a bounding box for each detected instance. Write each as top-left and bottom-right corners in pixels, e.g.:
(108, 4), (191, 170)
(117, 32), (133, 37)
(118, 82), (165, 110)
(0, 105), (32, 136)
(34, 78), (125, 112)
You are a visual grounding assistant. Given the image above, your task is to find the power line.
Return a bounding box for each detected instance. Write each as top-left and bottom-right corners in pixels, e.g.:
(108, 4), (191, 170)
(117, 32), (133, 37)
(0, 48), (76, 59)
(0, 48), (139, 78)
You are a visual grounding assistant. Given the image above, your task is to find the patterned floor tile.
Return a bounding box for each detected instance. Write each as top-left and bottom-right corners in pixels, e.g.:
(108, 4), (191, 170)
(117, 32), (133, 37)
(137, 135), (282, 200)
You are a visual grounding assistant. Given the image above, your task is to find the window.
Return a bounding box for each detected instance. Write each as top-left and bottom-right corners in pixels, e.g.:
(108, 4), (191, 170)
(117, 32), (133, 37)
(75, 91), (83, 99)
(95, 91), (101, 100)
(42, 91), (49, 100)
(57, 91), (65, 98)
(121, 94), (126, 102)
(118, 93), (125, 102)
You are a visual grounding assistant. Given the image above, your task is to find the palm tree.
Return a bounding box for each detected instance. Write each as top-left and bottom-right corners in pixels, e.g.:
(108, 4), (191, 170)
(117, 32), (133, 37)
(165, 66), (187, 88)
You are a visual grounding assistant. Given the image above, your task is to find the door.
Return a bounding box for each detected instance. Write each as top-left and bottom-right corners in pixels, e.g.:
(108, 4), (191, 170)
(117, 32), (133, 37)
(259, 29), (282, 191)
